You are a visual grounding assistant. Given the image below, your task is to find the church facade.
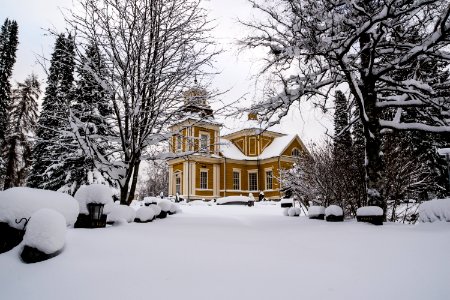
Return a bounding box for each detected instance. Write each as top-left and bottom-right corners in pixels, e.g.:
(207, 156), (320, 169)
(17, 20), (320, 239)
(166, 86), (307, 201)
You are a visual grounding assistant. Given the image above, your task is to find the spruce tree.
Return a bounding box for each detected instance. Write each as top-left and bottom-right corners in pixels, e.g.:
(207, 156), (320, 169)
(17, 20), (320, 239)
(27, 34), (75, 190)
(0, 19), (19, 186)
(62, 42), (114, 194)
(3, 74), (40, 189)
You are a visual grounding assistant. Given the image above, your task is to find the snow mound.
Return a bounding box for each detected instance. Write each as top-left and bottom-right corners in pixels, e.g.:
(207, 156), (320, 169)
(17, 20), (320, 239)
(419, 198), (450, 222)
(288, 207), (297, 217)
(357, 206), (383, 216)
(74, 184), (113, 215)
(294, 207), (302, 216)
(188, 200), (209, 206)
(107, 205), (136, 223)
(308, 206), (325, 217)
(0, 187), (79, 229)
(325, 205), (343, 216)
(22, 209), (66, 254)
(150, 204), (161, 216)
(216, 196), (251, 205)
(143, 196), (159, 205)
(158, 200), (173, 212)
(282, 207), (290, 216)
(135, 207), (156, 222)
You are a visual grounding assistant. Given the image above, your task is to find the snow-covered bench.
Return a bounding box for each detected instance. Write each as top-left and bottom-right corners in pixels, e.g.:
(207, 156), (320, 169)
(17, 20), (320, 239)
(216, 196), (254, 207)
(356, 206), (384, 225)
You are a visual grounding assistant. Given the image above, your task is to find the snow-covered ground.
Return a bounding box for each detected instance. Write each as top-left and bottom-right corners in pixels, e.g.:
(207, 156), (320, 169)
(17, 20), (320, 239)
(1, 204), (449, 300)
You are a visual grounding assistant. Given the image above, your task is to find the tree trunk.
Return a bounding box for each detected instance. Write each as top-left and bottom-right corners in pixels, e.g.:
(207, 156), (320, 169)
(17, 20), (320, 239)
(359, 28), (386, 213)
(3, 137), (17, 189)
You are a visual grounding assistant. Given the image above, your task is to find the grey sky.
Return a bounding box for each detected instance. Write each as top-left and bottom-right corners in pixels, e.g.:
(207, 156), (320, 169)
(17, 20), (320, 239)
(1, 0), (332, 144)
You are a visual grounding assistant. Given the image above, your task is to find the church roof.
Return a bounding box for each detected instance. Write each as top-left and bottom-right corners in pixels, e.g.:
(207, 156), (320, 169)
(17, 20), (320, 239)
(219, 134), (298, 160)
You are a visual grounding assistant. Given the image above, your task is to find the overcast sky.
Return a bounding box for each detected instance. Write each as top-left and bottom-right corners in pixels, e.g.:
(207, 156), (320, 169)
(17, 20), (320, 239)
(1, 0), (333, 144)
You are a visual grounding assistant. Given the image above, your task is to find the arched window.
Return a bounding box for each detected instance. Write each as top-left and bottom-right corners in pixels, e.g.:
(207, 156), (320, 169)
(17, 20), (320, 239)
(291, 148), (301, 157)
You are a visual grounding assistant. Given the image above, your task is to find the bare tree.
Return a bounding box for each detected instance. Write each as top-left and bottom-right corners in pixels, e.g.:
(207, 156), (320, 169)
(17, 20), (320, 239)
(65, 0), (218, 204)
(241, 0), (450, 210)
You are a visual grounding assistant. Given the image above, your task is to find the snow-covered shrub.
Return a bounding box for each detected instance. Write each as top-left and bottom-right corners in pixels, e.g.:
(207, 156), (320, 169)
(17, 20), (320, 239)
(143, 196), (159, 205)
(0, 187), (79, 229)
(150, 204), (162, 216)
(308, 206), (325, 219)
(325, 205), (344, 222)
(169, 203), (181, 215)
(294, 207), (302, 216)
(21, 209), (66, 263)
(419, 198), (450, 223)
(216, 196), (251, 205)
(74, 184), (113, 215)
(288, 207), (297, 217)
(158, 200), (173, 212)
(107, 205), (136, 223)
(357, 206), (383, 217)
(280, 198), (294, 208)
(282, 207), (290, 216)
(135, 207), (156, 222)
(325, 205), (343, 217)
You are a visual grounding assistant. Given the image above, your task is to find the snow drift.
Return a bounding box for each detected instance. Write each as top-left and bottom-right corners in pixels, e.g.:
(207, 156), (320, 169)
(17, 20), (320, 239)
(419, 198), (450, 222)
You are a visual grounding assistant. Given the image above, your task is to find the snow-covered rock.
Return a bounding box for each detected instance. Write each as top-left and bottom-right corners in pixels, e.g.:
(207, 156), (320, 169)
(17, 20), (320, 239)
(74, 184), (114, 215)
(135, 207), (156, 222)
(357, 206), (383, 216)
(107, 205), (136, 223)
(22, 209), (66, 255)
(325, 205), (343, 216)
(419, 198), (450, 223)
(308, 206), (325, 218)
(0, 187), (79, 229)
(216, 196), (251, 205)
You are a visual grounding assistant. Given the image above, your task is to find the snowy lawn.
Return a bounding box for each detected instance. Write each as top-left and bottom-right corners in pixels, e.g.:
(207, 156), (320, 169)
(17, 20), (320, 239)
(1, 204), (449, 300)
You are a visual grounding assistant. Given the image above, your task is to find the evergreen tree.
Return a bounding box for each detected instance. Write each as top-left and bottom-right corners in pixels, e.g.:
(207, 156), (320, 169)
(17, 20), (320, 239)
(62, 42), (114, 194)
(0, 19), (19, 185)
(2, 74), (40, 189)
(27, 34), (75, 190)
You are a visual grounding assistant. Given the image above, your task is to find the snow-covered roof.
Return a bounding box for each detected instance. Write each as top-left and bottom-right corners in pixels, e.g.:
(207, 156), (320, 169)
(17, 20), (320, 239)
(219, 134), (298, 160)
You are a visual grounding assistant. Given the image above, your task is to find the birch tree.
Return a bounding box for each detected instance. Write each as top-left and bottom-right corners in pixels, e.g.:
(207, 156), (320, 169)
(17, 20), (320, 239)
(66, 0), (218, 204)
(242, 0), (450, 209)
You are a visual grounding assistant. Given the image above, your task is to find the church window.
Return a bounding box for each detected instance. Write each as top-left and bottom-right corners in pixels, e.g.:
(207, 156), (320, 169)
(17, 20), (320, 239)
(249, 172), (258, 191)
(233, 171), (240, 190)
(200, 171), (208, 189)
(200, 133), (209, 153)
(265, 170), (273, 190)
(291, 148), (301, 157)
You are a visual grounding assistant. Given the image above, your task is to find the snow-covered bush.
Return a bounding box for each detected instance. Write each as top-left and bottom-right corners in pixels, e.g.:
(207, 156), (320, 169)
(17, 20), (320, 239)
(0, 187), (79, 229)
(149, 204), (162, 216)
(143, 196), (159, 205)
(308, 206), (325, 219)
(325, 205), (343, 217)
(357, 206), (383, 217)
(216, 196), (251, 205)
(282, 207), (290, 216)
(294, 207), (302, 216)
(135, 207), (156, 222)
(107, 205), (136, 223)
(169, 203), (181, 214)
(419, 198), (450, 223)
(288, 207), (297, 217)
(74, 184), (114, 215)
(21, 209), (66, 263)
(158, 199), (173, 212)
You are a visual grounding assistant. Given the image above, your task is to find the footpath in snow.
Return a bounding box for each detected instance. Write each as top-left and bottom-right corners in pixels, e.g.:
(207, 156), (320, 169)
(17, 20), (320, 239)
(0, 204), (449, 300)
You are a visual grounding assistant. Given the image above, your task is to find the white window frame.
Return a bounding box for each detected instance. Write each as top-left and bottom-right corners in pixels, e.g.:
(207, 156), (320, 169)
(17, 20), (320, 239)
(248, 170), (258, 192)
(232, 169), (241, 190)
(176, 135), (182, 152)
(265, 169), (273, 190)
(175, 172), (182, 195)
(200, 169), (208, 189)
(199, 131), (210, 153)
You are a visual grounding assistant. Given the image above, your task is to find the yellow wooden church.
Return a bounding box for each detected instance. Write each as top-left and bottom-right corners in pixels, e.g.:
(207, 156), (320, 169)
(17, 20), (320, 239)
(167, 86), (307, 201)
